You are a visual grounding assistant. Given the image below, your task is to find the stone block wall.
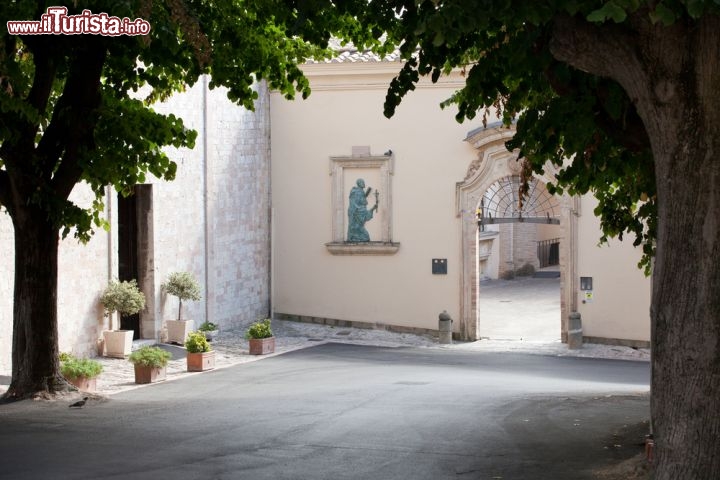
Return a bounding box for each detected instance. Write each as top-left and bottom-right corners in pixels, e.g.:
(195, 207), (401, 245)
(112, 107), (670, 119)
(205, 82), (271, 330)
(0, 78), (271, 374)
(0, 185), (110, 374)
(0, 212), (15, 374)
(497, 222), (540, 279)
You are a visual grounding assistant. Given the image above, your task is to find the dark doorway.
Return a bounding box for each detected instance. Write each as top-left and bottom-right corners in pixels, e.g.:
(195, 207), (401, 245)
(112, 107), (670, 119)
(118, 190), (140, 339)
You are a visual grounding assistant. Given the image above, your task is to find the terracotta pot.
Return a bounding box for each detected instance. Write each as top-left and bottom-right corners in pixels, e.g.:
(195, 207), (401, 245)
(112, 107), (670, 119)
(67, 376), (97, 392)
(187, 351), (215, 372)
(249, 337), (275, 355)
(133, 364), (167, 384)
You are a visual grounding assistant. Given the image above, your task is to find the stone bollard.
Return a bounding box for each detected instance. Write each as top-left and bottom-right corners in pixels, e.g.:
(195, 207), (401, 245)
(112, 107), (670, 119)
(438, 310), (453, 344)
(568, 312), (583, 349)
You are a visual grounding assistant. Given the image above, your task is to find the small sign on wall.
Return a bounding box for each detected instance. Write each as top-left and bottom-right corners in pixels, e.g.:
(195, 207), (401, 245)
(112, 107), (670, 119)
(432, 259), (447, 275)
(583, 291), (594, 303)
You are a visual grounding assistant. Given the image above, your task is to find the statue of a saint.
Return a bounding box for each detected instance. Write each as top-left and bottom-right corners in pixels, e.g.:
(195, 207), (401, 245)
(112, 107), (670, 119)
(347, 179), (378, 242)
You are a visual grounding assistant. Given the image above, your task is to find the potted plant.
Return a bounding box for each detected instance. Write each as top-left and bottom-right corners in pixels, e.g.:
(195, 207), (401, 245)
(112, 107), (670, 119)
(60, 354), (103, 392)
(185, 331), (215, 372)
(101, 279), (146, 358)
(246, 319), (275, 355)
(197, 321), (219, 341)
(163, 271), (202, 344)
(128, 346), (172, 384)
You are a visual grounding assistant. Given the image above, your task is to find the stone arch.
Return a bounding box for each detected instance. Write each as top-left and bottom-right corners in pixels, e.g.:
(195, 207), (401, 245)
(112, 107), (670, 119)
(455, 124), (579, 341)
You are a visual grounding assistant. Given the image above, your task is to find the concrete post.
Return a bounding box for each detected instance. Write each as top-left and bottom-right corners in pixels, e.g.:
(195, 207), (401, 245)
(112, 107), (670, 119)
(438, 310), (453, 344)
(567, 312), (583, 349)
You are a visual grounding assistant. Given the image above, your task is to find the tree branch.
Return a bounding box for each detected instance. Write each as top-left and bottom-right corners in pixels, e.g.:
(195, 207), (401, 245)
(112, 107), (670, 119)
(549, 14), (651, 105)
(549, 12), (691, 156)
(0, 38), (58, 179)
(49, 44), (107, 199)
(544, 62), (650, 153)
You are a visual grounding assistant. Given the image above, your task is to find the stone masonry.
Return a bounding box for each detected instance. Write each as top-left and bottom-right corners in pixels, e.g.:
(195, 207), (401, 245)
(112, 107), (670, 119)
(0, 78), (271, 374)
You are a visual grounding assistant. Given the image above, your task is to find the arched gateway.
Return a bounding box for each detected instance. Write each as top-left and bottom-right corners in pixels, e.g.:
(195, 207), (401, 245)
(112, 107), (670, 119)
(455, 124), (579, 342)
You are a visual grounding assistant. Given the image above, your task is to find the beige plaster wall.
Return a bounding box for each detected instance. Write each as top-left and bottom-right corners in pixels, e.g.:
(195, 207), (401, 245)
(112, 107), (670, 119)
(271, 65), (474, 331)
(576, 195), (651, 342)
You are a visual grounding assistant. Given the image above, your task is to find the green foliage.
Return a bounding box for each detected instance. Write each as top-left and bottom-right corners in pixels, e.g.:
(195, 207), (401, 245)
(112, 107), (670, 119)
(163, 271), (202, 321)
(198, 321), (218, 332)
(307, 0), (715, 274)
(185, 331), (211, 353)
(58, 352), (74, 363)
(101, 280), (146, 317)
(163, 272), (202, 302)
(60, 356), (103, 380)
(245, 319), (273, 340)
(128, 346), (172, 368)
(0, 0), (345, 242)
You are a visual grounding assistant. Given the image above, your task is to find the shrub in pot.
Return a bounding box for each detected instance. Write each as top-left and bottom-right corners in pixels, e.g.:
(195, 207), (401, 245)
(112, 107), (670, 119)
(60, 355), (103, 392)
(128, 346), (171, 384)
(185, 331), (215, 372)
(245, 319), (275, 355)
(101, 280), (146, 358)
(197, 321), (219, 341)
(163, 272), (202, 344)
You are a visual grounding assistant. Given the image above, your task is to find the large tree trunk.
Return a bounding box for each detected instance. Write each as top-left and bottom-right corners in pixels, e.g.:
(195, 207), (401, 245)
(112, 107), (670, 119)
(649, 60), (720, 480)
(550, 13), (720, 479)
(4, 207), (69, 400)
(651, 114), (720, 479)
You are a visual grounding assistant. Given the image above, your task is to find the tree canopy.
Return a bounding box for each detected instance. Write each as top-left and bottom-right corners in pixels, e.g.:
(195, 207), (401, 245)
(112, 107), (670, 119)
(307, 2), (719, 478)
(0, 0), (333, 240)
(3, 1), (720, 477)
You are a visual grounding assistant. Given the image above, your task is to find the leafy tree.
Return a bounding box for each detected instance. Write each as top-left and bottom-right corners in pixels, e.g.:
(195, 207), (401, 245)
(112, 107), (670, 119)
(0, 0), (331, 400)
(283, 1), (715, 478)
(3, 0), (718, 476)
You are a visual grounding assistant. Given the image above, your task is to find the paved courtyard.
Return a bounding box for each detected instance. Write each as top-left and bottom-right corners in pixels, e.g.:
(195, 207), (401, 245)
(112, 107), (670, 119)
(0, 343), (650, 480)
(0, 273), (649, 398)
(479, 276), (561, 341)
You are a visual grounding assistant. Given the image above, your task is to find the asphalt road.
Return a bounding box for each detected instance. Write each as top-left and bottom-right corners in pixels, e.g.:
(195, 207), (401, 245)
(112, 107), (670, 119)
(0, 343), (650, 480)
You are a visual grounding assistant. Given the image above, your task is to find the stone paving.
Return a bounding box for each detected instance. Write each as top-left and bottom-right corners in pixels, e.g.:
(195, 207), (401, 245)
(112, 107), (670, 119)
(0, 276), (650, 397)
(89, 318), (649, 397)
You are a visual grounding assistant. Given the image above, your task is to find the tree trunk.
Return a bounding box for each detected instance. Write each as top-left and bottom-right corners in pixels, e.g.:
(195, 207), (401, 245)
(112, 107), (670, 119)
(4, 208), (70, 400)
(650, 96), (720, 480)
(549, 14), (720, 479)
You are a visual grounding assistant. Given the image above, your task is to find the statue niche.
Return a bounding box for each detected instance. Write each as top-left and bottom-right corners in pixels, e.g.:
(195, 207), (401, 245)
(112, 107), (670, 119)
(347, 178), (379, 242)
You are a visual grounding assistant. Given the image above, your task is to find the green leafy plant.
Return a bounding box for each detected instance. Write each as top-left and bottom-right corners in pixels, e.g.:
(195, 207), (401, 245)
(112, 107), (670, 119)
(163, 272), (202, 321)
(60, 357), (103, 380)
(128, 346), (172, 368)
(58, 352), (74, 363)
(185, 331), (212, 353)
(198, 321), (218, 332)
(101, 280), (146, 330)
(245, 319), (273, 340)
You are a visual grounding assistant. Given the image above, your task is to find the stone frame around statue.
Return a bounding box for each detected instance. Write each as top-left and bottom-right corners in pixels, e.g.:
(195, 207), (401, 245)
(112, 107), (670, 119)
(325, 153), (399, 255)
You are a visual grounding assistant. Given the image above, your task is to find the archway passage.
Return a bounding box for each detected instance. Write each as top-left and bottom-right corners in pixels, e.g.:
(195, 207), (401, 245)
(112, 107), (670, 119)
(479, 175), (560, 226)
(456, 124), (578, 342)
(476, 176), (562, 341)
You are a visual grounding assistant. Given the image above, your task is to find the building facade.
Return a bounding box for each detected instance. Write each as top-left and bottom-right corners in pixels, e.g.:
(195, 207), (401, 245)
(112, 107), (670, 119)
(0, 80), (271, 374)
(0, 55), (652, 375)
(270, 54), (651, 346)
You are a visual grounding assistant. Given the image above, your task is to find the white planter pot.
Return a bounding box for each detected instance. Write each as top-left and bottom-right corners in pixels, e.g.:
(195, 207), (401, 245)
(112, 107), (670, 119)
(166, 320), (194, 344)
(103, 330), (134, 358)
